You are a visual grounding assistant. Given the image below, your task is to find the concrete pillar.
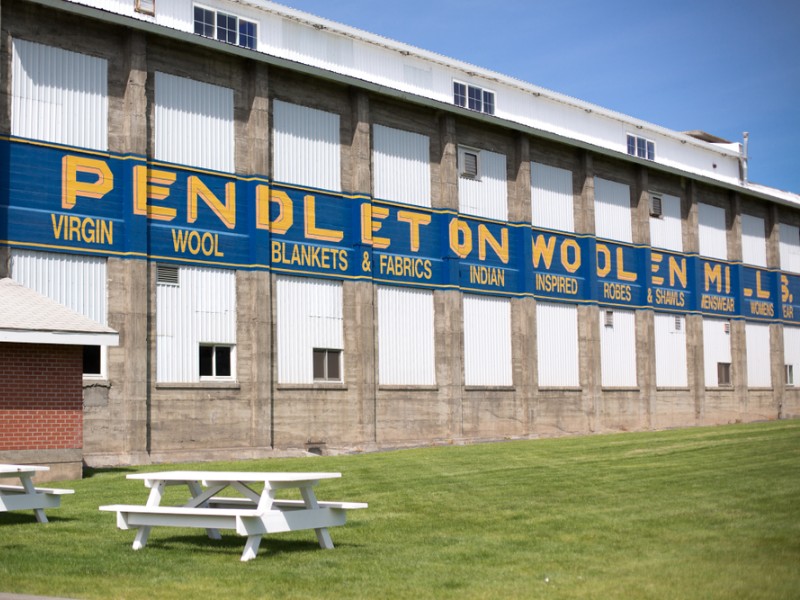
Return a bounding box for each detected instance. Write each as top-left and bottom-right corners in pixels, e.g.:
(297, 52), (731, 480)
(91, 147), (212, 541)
(767, 204), (785, 417)
(576, 151), (601, 431)
(728, 193), (748, 416)
(345, 89), (377, 445)
(685, 180), (705, 422)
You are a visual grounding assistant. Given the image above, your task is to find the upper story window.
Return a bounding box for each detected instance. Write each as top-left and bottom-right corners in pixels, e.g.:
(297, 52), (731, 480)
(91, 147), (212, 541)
(454, 81), (495, 115)
(135, 0), (155, 15)
(627, 134), (655, 161)
(194, 5), (257, 50)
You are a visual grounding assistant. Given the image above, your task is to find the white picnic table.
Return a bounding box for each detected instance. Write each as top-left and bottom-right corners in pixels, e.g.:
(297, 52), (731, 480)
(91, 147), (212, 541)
(99, 471), (367, 561)
(0, 464), (74, 523)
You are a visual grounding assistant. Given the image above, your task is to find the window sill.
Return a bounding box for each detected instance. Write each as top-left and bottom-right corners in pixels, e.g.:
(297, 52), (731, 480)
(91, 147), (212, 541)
(378, 385), (439, 392)
(83, 379), (110, 388)
(600, 387), (639, 392)
(655, 387), (691, 392)
(156, 382), (241, 390)
(276, 383), (348, 391)
(705, 386), (733, 391)
(464, 386), (515, 392)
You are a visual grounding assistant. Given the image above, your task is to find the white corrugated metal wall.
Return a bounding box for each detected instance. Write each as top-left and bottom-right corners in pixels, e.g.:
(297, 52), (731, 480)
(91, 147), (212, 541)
(745, 323), (771, 388)
(702, 318), (732, 387)
(594, 178), (632, 242)
(11, 39), (107, 150)
(462, 295), (512, 386)
(785, 326), (800, 386)
(698, 203), (728, 260)
(372, 124), (431, 207)
(779, 223), (800, 273)
(531, 162), (574, 232)
(276, 276), (343, 384)
(377, 286), (435, 385)
(156, 266), (236, 382)
(273, 99), (341, 191)
(654, 313), (688, 387)
(458, 149), (507, 221)
(154, 72), (234, 172)
(599, 309), (637, 387)
(649, 193), (682, 251)
(741, 214), (767, 267)
(536, 301), (579, 387)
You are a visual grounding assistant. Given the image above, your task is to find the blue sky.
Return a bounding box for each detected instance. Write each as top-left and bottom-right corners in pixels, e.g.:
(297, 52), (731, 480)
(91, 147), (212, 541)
(278, 0), (800, 194)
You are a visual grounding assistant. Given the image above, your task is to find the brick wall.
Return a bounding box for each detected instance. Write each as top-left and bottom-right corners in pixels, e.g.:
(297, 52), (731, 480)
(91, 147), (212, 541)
(0, 343), (83, 450)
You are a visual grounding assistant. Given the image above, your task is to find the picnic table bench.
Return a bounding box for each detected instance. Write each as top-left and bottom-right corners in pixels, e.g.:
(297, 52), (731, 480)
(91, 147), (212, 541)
(99, 471), (367, 561)
(0, 464), (74, 523)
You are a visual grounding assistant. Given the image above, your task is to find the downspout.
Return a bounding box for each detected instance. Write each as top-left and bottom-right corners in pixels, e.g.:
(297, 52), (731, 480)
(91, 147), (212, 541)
(740, 132), (749, 184)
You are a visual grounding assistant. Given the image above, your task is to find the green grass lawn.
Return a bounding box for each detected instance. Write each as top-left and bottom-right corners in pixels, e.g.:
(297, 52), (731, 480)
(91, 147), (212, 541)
(2, 420), (799, 599)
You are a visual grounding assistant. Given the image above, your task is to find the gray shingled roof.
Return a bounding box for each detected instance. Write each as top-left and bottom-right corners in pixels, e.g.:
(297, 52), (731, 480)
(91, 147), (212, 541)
(0, 278), (119, 345)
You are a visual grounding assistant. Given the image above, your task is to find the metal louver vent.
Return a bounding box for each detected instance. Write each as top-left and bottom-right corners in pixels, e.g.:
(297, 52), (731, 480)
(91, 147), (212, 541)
(156, 264), (179, 285)
(462, 151), (478, 178)
(650, 195), (663, 218)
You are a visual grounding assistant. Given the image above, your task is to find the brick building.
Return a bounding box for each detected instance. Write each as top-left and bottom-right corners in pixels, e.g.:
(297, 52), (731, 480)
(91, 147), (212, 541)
(0, 0), (798, 468)
(0, 279), (118, 479)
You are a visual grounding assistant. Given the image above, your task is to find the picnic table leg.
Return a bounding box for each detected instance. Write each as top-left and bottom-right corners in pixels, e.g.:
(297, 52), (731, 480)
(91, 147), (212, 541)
(133, 480), (167, 550)
(241, 535), (262, 561)
(187, 481), (222, 540)
(300, 487), (334, 549)
(20, 474), (47, 523)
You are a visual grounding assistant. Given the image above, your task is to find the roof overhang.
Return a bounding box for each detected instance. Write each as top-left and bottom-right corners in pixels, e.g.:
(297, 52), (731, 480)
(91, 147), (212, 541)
(0, 329), (119, 346)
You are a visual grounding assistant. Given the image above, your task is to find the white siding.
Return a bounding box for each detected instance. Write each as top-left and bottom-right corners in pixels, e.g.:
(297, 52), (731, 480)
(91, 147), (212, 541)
(9, 249), (107, 326)
(463, 295), (512, 386)
(654, 313), (688, 387)
(745, 323), (771, 388)
(531, 162), (574, 232)
(698, 203), (728, 260)
(273, 99), (340, 191)
(276, 276), (343, 384)
(649, 193), (682, 252)
(779, 223), (800, 273)
(785, 326), (800, 386)
(157, 266), (236, 383)
(741, 214), (767, 267)
(154, 72), (234, 172)
(536, 302), (579, 387)
(703, 318), (732, 387)
(378, 286), (435, 385)
(372, 124), (431, 207)
(599, 308), (637, 387)
(458, 149), (507, 221)
(11, 39), (108, 150)
(594, 178), (632, 242)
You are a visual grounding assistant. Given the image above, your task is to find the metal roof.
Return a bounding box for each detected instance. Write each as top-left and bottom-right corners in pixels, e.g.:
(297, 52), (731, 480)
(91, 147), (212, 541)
(0, 278), (119, 346)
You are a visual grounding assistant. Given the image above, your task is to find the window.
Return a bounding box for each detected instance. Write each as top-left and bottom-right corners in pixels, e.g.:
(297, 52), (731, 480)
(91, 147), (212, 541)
(199, 345), (233, 379)
(626, 134), (655, 161)
(194, 5), (257, 50)
(453, 81), (495, 115)
(313, 349), (342, 382)
(83, 346), (102, 376)
(135, 0), (155, 15)
(604, 310), (614, 327)
(787, 365), (795, 387)
(717, 362), (732, 386)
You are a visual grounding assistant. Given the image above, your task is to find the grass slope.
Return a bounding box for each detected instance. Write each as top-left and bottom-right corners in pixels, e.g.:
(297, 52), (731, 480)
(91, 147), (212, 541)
(1, 420), (799, 599)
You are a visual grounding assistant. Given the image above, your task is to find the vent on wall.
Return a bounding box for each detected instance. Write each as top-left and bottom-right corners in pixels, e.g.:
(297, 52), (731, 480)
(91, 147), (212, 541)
(156, 264), (179, 285)
(650, 195), (663, 218)
(604, 309), (614, 328)
(458, 147), (480, 179)
(135, 0), (155, 15)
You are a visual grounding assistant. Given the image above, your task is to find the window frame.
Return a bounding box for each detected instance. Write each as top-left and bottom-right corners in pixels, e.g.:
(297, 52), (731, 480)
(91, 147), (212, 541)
(453, 80), (495, 115)
(193, 4), (257, 50)
(458, 145), (481, 180)
(626, 133), (655, 161)
(199, 344), (235, 380)
(135, 0), (155, 15)
(787, 364), (795, 387)
(717, 362), (732, 387)
(313, 348), (343, 382)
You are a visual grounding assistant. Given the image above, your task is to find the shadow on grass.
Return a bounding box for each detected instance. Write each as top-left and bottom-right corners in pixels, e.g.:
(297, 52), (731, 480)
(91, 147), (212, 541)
(82, 466), (139, 478)
(133, 534), (363, 558)
(0, 513), (76, 526)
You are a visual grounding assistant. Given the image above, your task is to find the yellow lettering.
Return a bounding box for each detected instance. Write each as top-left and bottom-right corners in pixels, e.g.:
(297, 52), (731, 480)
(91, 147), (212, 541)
(532, 234), (556, 269)
(597, 244), (611, 278)
(360, 203), (390, 249)
(187, 176), (236, 229)
(562, 239), (581, 273)
(62, 155), (113, 210)
(132, 165), (177, 221)
(397, 210), (431, 252)
(478, 225), (509, 264)
(304, 195), (344, 242)
(449, 218), (472, 259)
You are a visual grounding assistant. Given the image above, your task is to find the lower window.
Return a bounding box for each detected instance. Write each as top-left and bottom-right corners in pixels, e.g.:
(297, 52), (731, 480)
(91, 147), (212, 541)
(83, 346), (102, 376)
(717, 362), (732, 386)
(313, 348), (342, 382)
(199, 345), (233, 379)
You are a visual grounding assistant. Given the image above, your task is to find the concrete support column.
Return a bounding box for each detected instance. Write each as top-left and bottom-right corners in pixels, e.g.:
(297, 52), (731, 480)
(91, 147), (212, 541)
(767, 204), (786, 416)
(632, 166), (655, 428)
(88, 30), (150, 465)
(576, 151), (601, 431)
(509, 133), (531, 223)
(437, 113), (458, 211)
(238, 62), (271, 449)
(685, 181), (705, 422)
(728, 193), (748, 417)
